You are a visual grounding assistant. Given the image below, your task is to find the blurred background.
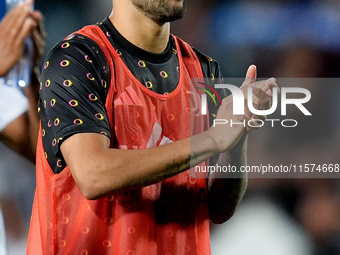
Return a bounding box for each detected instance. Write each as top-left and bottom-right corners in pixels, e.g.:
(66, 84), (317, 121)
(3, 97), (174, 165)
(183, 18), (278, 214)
(1, 0), (340, 254)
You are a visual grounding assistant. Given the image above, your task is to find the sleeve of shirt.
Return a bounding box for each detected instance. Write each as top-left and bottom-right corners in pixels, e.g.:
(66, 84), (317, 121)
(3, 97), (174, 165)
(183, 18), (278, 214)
(193, 49), (231, 167)
(0, 80), (28, 132)
(39, 34), (111, 161)
(193, 48), (229, 125)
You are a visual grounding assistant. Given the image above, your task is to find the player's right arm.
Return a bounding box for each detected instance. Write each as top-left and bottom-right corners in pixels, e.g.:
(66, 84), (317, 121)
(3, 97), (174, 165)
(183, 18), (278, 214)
(60, 101), (250, 200)
(41, 38), (267, 200)
(60, 97), (250, 199)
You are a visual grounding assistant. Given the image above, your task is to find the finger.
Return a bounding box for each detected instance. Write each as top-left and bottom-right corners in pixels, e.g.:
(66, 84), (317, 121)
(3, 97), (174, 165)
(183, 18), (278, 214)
(32, 29), (45, 56)
(15, 17), (36, 48)
(256, 77), (277, 96)
(25, 0), (34, 5)
(253, 78), (279, 106)
(248, 102), (265, 122)
(262, 78), (280, 100)
(246, 89), (271, 118)
(31, 10), (42, 22)
(32, 11), (47, 39)
(0, 3), (24, 34)
(245, 79), (270, 102)
(243, 99), (253, 120)
(246, 65), (257, 80)
(271, 81), (280, 98)
(253, 93), (271, 112)
(252, 85), (271, 103)
(7, 3), (32, 36)
(241, 65), (257, 88)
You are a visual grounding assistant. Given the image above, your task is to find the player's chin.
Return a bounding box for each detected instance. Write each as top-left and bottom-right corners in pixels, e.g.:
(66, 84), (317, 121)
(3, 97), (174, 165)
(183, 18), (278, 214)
(158, 10), (186, 23)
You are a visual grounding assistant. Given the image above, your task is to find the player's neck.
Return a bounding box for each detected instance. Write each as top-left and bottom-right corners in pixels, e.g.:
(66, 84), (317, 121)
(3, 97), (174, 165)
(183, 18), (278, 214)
(109, 4), (170, 54)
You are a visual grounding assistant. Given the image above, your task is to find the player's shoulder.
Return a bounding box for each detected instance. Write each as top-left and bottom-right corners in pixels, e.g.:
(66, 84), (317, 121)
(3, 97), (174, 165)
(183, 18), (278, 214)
(192, 48), (222, 80)
(44, 33), (107, 67)
(193, 48), (219, 66)
(42, 32), (110, 89)
(171, 35), (221, 76)
(41, 32), (110, 100)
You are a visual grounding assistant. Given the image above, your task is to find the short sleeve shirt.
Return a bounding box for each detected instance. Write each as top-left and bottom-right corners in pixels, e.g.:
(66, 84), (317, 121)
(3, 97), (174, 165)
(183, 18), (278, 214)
(39, 18), (225, 173)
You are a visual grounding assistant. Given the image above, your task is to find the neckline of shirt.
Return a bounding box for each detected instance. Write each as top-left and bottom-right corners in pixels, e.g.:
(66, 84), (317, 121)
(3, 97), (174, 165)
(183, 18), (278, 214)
(100, 17), (173, 64)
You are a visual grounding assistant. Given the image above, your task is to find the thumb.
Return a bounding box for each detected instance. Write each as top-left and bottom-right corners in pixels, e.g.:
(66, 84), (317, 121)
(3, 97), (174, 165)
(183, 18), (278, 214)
(242, 64), (257, 88)
(246, 64), (257, 80)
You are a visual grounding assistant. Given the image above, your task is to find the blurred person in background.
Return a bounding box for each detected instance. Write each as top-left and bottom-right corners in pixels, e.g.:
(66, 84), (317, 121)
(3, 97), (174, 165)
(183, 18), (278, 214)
(0, 1), (45, 254)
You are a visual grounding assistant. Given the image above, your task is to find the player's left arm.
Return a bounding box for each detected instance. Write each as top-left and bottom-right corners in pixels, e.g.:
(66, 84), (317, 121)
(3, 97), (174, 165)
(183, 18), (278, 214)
(207, 136), (248, 224)
(207, 65), (277, 224)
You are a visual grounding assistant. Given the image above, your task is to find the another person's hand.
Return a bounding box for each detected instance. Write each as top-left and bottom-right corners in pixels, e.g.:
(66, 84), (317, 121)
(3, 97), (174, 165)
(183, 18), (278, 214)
(0, 0), (44, 76)
(29, 8), (46, 96)
(31, 6), (46, 74)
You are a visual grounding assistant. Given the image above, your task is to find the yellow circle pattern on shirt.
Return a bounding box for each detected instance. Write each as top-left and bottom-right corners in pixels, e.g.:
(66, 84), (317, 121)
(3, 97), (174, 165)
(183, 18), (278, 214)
(89, 94), (98, 101)
(45, 79), (51, 87)
(95, 113), (105, 120)
(145, 81), (153, 89)
(160, 71), (168, 78)
(138, 60), (146, 68)
(50, 99), (56, 107)
(74, 119), (84, 125)
(87, 73), (95, 80)
(60, 60), (70, 67)
(61, 42), (70, 49)
(69, 100), (79, 107)
(63, 80), (73, 87)
(85, 55), (92, 63)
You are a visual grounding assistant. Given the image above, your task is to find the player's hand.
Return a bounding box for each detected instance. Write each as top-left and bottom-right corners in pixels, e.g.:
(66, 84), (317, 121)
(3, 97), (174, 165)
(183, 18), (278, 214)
(0, 0), (41, 76)
(205, 65), (278, 153)
(240, 65), (279, 134)
(205, 85), (253, 154)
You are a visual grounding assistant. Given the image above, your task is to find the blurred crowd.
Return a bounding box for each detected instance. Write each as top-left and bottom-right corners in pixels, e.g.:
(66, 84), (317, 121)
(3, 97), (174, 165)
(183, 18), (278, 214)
(1, 0), (339, 254)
